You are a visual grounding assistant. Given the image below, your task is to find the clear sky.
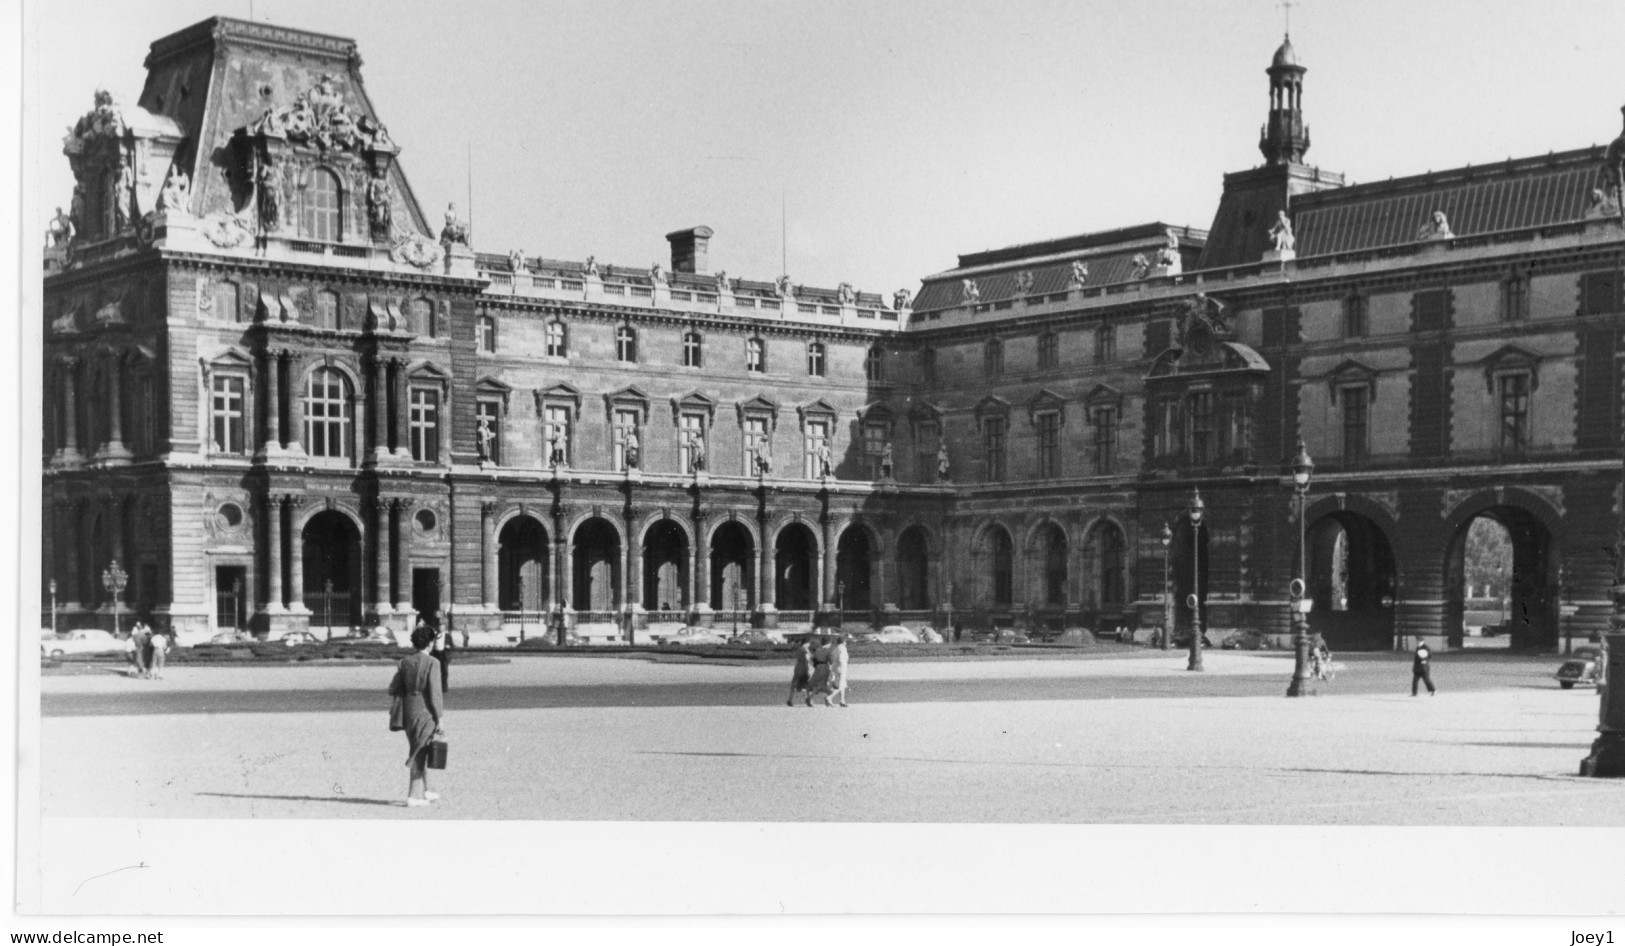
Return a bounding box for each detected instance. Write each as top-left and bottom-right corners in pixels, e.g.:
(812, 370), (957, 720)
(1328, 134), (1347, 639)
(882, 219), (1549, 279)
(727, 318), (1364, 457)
(29, 0), (1625, 296)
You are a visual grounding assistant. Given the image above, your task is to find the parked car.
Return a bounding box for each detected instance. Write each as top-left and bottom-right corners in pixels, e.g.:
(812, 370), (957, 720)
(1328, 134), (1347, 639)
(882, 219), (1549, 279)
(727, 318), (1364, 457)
(209, 630), (253, 644)
(1556, 645), (1606, 689)
(1220, 629), (1275, 650)
(917, 626), (944, 643)
(724, 629), (784, 646)
(657, 626), (731, 646)
(970, 627), (1031, 644)
(277, 630), (322, 647)
(41, 629), (125, 659)
(853, 625), (921, 644)
(1148, 627), (1211, 649)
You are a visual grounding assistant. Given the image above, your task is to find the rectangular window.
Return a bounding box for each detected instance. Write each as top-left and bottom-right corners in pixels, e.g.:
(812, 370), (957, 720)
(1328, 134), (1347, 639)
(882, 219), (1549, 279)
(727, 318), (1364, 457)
(804, 419), (829, 478)
(210, 375), (245, 455)
(476, 316), (496, 354)
(1499, 374), (1530, 458)
(1187, 391), (1214, 465)
(920, 348), (937, 385)
(1038, 333), (1059, 370)
(917, 421), (939, 484)
(545, 322), (566, 358)
(1091, 406), (1117, 474)
(1342, 386), (1369, 464)
(1343, 294), (1368, 338)
(683, 333), (703, 368)
(1413, 289), (1449, 332)
(1153, 397), (1179, 460)
(475, 399), (501, 465)
(1094, 324), (1115, 364)
(985, 340), (1003, 377)
(983, 416), (1007, 482)
(612, 408), (639, 471)
(744, 416), (769, 475)
(679, 412), (706, 474)
(409, 388), (439, 463)
(1502, 277), (1528, 322)
(543, 406), (570, 466)
(865, 347), (885, 382)
(747, 339), (765, 373)
(863, 422), (888, 479)
(1036, 412), (1060, 478)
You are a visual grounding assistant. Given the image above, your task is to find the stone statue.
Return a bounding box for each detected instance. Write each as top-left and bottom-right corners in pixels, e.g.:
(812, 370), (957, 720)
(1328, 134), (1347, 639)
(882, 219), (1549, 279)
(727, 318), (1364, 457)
(157, 165), (190, 216)
(1602, 105), (1625, 225)
(776, 274), (794, 298)
(549, 429), (566, 468)
(1588, 187), (1621, 219)
(892, 288), (911, 311)
(113, 157), (133, 232)
(69, 184), (86, 237)
(1417, 210), (1453, 240)
(837, 282), (857, 305)
(817, 441), (833, 478)
(440, 202), (469, 246)
(1069, 259), (1090, 287)
(584, 256), (600, 277)
(961, 279), (980, 304)
(509, 249), (526, 274)
(477, 415), (495, 461)
(624, 429), (640, 469)
(755, 445), (772, 476)
(715, 270), (730, 292)
(690, 432), (707, 473)
(879, 441), (894, 480)
(1015, 271), (1033, 296)
(256, 163), (282, 233)
(1268, 210), (1295, 252)
(1157, 229), (1179, 267)
(366, 169), (392, 241)
(46, 207), (74, 247)
(650, 262), (667, 285)
(1130, 254), (1151, 280)
(937, 440), (950, 481)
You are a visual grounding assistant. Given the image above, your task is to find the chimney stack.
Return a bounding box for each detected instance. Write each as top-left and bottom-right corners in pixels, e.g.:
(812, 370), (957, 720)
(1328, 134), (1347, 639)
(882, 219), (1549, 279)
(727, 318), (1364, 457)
(665, 226), (714, 274)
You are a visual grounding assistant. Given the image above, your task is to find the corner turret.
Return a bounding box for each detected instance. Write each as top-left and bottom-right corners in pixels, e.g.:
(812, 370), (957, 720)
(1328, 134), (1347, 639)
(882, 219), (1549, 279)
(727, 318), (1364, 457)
(1259, 35), (1310, 165)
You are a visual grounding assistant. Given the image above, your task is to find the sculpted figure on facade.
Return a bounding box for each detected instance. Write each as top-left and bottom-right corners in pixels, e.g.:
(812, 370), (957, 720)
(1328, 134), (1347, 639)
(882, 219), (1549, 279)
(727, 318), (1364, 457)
(366, 169), (393, 241)
(1130, 253), (1151, 280)
(1015, 271), (1034, 296)
(879, 441), (894, 480)
(1417, 210), (1453, 240)
(1268, 210), (1295, 252)
(837, 282), (856, 305)
(961, 279), (980, 304)
(1602, 107), (1625, 223)
(509, 248), (526, 273)
(584, 256), (600, 278)
(892, 288), (911, 311)
(650, 262), (667, 285)
(937, 440), (951, 481)
(817, 441), (833, 478)
(440, 202), (469, 245)
(47, 207), (74, 248)
(624, 429), (640, 470)
(549, 428), (567, 469)
(1156, 228), (1180, 267)
(157, 165), (190, 216)
(256, 163), (282, 232)
(1069, 259), (1090, 287)
(69, 183), (86, 237)
(477, 415), (495, 461)
(67, 89), (127, 150)
(776, 274), (794, 298)
(690, 432), (707, 473)
(112, 157), (133, 232)
(715, 270), (730, 292)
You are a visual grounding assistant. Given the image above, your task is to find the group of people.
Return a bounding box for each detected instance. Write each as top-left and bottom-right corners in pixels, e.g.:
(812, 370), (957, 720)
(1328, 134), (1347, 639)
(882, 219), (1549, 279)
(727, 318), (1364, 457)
(787, 634), (850, 707)
(124, 618), (168, 680)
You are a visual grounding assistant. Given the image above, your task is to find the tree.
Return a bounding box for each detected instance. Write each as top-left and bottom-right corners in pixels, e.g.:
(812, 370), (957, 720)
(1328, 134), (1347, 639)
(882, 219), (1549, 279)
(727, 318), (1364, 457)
(1464, 517), (1513, 600)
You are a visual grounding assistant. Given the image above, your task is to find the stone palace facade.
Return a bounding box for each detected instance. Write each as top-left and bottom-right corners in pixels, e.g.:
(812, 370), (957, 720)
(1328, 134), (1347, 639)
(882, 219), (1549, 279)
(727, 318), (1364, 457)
(41, 19), (1625, 650)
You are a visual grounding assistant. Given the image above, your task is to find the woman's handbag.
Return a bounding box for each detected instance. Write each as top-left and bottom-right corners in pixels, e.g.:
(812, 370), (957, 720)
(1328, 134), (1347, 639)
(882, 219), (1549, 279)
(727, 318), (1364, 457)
(388, 694), (404, 731)
(426, 736), (449, 770)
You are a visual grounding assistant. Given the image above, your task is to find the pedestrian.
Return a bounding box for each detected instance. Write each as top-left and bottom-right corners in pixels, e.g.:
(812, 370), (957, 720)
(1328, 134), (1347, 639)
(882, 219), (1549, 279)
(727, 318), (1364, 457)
(430, 616), (451, 693)
(129, 618), (151, 679)
(824, 634), (850, 707)
(1412, 639), (1436, 696)
(148, 628), (168, 680)
(389, 623), (446, 807)
(787, 636), (815, 706)
(807, 635), (831, 699)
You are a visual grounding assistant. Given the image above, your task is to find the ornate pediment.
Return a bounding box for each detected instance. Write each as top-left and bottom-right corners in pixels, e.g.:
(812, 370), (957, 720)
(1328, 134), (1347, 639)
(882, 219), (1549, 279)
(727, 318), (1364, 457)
(1480, 344), (1540, 393)
(736, 394), (780, 425)
(1148, 340), (1271, 380)
(1085, 383), (1124, 408)
(1176, 293), (1234, 349)
(973, 395), (1011, 419)
(605, 385), (652, 424)
(907, 400), (943, 423)
(798, 397), (838, 425)
(534, 382), (583, 419)
(856, 401), (897, 425)
(246, 74), (396, 155)
(671, 391), (718, 425)
(1026, 388), (1067, 424)
(1326, 359), (1379, 403)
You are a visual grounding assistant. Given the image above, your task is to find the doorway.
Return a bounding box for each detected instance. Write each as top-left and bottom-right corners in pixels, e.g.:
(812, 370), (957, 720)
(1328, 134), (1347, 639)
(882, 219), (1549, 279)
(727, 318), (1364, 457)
(412, 568), (441, 627)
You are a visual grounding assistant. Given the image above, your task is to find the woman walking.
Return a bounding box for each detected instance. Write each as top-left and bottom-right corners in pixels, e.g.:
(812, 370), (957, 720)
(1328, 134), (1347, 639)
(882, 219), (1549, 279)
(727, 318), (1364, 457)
(825, 635), (850, 707)
(389, 623), (446, 807)
(787, 636), (815, 706)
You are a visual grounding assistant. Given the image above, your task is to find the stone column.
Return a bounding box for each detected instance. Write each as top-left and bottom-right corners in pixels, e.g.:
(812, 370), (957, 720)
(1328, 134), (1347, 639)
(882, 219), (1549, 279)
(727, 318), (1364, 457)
(394, 499), (411, 612)
(58, 358), (83, 463)
(364, 354), (381, 457)
(694, 521), (710, 609)
(392, 358), (411, 459)
(59, 501), (81, 608)
(287, 500), (306, 612)
(264, 350), (282, 452)
(821, 515), (839, 611)
(285, 357), (306, 455)
(481, 502), (498, 610)
(102, 354), (131, 459)
(373, 497), (392, 617)
(265, 495), (285, 611)
(757, 517), (777, 628)
(625, 520), (643, 638)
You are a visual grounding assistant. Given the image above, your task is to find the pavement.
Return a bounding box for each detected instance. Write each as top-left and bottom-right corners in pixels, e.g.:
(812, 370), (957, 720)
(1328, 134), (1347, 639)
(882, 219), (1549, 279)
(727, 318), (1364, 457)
(35, 649), (1625, 826)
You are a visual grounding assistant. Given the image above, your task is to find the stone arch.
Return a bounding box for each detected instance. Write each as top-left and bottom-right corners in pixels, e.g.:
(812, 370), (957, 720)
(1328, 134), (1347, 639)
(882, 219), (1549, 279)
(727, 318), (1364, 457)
(1440, 488), (1561, 651)
(565, 507), (628, 544)
(640, 516), (691, 612)
(497, 512), (550, 613)
(1303, 492), (1401, 554)
(772, 519), (820, 612)
(895, 523), (935, 611)
(1025, 518), (1070, 610)
(1082, 516), (1130, 612)
(1441, 487), (1564, 540)
(702, 511), (761, 551)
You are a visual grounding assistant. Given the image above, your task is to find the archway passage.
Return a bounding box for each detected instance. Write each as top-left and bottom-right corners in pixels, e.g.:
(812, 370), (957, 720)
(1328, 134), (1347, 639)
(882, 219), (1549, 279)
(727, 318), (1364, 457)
(572, 517), (621, 613)
(988, 526), (1014, 608)
(711, 521), (754, 613)
(1033, 522), (1068, 608)
(1444, 507), (1551, 651)
(836, 526), (873, 611)
(643, 520), (689, 612)
(896, 526), (931, 611)
(1088, 521), (1127, 611)
(303, 511), (361, 628)
(1307, 511), (1396, 651)
(498, 516), (549, 612)
(775, 523), (818, 611)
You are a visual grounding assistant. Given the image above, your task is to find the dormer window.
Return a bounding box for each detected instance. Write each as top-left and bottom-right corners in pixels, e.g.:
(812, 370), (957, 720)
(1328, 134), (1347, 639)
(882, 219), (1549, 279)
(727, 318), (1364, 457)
(302, 167), (343, 242)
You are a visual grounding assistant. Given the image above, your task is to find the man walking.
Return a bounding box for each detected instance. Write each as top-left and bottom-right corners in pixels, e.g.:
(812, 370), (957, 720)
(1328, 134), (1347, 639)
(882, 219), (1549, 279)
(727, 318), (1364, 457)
(1412, 640), (1436, 696)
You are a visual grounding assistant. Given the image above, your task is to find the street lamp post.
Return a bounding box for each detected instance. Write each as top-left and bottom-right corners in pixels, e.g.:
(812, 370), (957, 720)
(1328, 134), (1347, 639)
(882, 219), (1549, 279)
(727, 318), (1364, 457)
(837, 579), (846, 630)
(1161, 523), (1172, 651)
(945, 580), (954, 642)
(1187, 490), (1205, 672)
(733, 585), (743, 637)
(48, 579), (58, 636)
(517, 574), (526, 644)
(323, 579), (333, 639)
(101, 560), (127, 638)
(1287, 439), (1315, 697)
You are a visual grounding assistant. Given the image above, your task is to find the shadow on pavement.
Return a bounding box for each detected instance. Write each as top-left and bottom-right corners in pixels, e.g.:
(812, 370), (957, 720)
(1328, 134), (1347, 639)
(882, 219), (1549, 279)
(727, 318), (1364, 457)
(195, 791), (399, 807)
(1282, 766), (1578, 782)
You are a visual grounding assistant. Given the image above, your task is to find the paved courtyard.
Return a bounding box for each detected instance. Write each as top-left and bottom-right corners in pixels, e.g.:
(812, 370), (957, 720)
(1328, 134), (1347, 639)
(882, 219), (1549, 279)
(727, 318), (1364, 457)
(35, 650), (1625, 826)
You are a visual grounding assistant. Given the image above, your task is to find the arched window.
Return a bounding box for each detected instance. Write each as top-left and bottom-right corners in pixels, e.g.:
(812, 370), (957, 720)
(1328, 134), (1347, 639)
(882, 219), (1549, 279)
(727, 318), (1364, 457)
(615, 325), (638, 363)
(1097, 523), (1125, 607)
(302, 167), (343, 242)
(746, 337), (765, 373)
(807, 342), (826, 377)
(990, 527), (1014, 607)
(304, 367), (352, 460)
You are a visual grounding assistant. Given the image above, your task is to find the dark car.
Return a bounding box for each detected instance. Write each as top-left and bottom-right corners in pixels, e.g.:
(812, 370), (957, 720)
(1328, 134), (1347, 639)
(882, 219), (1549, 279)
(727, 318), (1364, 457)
(1556, 645), (1605, 689)
(1220, 629), (1275, 650)
(1148, 627), (1211, 649)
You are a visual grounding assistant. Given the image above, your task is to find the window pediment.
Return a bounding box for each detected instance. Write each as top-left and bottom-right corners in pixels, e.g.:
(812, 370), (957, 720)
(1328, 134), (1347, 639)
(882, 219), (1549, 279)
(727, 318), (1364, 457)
(605, 385), (652, 424)
(1481, 344), (1540, 393)
(1326, 359), (1378, 404)
(671, 391), (718, 425)
(1085, 384), (1123, 409)
(1027, 388), (1067, 425)
(474, 375), (510, 408)
(856, 401), (897, 426)
(798, 397), (838, 428)
(534, 382), (582, 419)
(201, 345), (254, 372)
(737, 394), (780, 427)
(973, 395), (1011, 419)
